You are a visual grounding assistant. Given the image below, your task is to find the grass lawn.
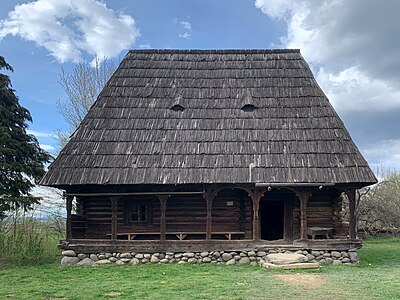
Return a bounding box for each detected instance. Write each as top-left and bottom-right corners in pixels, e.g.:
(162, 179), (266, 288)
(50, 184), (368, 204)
(0, 238), (399, 300)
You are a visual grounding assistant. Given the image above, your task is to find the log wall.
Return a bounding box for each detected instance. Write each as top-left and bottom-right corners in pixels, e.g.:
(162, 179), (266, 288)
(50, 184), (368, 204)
(74, 188), (346, 241)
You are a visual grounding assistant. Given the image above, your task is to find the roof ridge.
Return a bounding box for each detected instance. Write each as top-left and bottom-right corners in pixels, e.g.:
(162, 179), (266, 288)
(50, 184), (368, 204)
(128, 49), (300, 54)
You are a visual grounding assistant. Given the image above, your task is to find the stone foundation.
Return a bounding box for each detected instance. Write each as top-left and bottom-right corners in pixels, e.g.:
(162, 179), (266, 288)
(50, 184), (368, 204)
(60, 248), (359, 266)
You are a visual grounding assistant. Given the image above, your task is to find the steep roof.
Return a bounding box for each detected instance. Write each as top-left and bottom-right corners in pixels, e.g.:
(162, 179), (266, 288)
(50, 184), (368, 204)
(41, 49), (377, 187)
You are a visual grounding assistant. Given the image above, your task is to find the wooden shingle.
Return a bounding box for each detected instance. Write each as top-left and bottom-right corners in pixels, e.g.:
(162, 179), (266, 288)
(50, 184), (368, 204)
(41, 49), (377, 187)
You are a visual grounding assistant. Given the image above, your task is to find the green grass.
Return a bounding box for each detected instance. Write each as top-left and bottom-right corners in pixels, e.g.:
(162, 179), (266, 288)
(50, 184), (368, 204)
(0, 238), (399, 300)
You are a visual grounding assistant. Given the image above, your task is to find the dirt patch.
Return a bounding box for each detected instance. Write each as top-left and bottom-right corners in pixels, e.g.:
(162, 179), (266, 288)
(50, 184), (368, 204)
(274, 273), (326, 289)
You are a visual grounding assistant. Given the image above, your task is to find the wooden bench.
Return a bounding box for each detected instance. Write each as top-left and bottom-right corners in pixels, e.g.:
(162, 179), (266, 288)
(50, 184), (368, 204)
(212, 232), (245, 240)
(107, 231), (245, 240)
(307, 227), (333, 239)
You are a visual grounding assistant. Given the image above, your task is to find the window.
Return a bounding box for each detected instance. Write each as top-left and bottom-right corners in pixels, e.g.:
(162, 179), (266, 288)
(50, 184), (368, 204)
(128, 202), (152, 224)
(241, 104), (257, 112)
(170, 104), (185, 112)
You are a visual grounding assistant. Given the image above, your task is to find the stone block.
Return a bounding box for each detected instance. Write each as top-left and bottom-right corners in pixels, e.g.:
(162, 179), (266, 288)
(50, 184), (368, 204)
(150, 256), (159, 263)
(77, 258), (94, 266)
(130, 258), (140, 265)
(61, 250), (76, 257)
(61, 256), (79, 266)
(89, 254), (99, 261)
(266, 253), (307, 265)
(239, 257), (250, 264)
(120, 253), (132, 259)
(257, 251), (267, 257)
(95, 259), (112, 265)
(222, 253), (233, 261)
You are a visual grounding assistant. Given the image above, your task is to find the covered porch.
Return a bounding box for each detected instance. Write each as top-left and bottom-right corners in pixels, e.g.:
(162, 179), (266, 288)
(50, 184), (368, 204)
(62, 184), (361, 252)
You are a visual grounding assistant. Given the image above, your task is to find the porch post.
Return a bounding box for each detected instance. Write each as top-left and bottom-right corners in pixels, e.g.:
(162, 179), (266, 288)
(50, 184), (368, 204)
(248, 189), (265, 240)
(296, 190), (311, 240)
(158, 195), (168, 241)
(66, 196), (73, 241)
(110, 197), (119, 241)
(203, 189), (217, 240)
(283, 198), (294, 242)
(347, 189), (357, 240)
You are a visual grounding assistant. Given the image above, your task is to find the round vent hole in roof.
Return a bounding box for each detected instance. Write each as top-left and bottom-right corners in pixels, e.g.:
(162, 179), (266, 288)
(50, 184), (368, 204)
(241, 104), (257, 112)
(170, 104), (185, 112)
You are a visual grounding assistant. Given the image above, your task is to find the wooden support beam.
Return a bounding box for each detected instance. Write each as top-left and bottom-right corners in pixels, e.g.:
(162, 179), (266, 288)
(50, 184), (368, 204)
(248, 189), (265, 240)
(66, 196), (73, 241)
(67, 191), (204, 197)
(347, 189), (357, 240)
(158, 195), (168, 241)
(284, 198), (293, 242)
(296, 189), (311, 240)
(203, 189), (218, 240)
(110, 197), (119, 241)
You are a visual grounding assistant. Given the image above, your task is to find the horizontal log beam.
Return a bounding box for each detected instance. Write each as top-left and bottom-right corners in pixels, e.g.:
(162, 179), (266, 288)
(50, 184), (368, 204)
(66, 191), (205, 197)
(255, 183), (335, 188)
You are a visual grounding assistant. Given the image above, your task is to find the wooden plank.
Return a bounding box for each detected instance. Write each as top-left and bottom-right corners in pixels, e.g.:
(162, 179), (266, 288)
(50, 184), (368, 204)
(66, 196), (73, 241)
(110, 197), (119, 240)
(67, 191), (204, 197)
(297, 189), (311, 240)
(248, 189), (265, 240)
(284, 198), (293, 241)
(347, 189), (357, 240)
(158, 195), (168, 241)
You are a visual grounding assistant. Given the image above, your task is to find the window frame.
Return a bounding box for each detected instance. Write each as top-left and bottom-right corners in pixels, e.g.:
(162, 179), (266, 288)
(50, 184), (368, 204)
(126, 200), (152, 225)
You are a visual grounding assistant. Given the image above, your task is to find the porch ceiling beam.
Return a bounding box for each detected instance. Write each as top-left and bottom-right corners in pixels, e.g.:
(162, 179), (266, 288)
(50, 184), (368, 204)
(255, 183), (335, 188)
(66, 191), (204, 197)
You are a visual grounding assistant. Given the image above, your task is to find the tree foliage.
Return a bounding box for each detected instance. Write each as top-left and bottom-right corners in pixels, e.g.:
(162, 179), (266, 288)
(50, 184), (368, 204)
(0, 56), (51, 219)
(56, 58), (116, 148)
(357, 172), (400, 232)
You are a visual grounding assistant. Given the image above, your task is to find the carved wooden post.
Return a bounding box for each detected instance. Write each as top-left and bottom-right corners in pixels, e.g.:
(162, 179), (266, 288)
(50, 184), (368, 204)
(66, 196), (73, 241)
(283, 198), (294, 242)
(296, 190), (311, 240)
(347, 189), (357, 240)
(110, 197), (119, 240)
(248, 189), (265, 240)
(203, 188), (218, 240)
(158, 195), (168, 241)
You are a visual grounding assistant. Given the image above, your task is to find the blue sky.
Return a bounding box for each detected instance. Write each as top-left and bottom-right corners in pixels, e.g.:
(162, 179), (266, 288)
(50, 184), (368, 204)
(1, 0), (400, 173)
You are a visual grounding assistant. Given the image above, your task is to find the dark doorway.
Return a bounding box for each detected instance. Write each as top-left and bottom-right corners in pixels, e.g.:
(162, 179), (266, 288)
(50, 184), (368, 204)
(260, 201), (284, 240)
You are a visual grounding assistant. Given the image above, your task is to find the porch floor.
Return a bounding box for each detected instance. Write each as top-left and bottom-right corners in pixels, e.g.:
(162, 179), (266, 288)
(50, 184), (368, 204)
(60, 238), (362, 253)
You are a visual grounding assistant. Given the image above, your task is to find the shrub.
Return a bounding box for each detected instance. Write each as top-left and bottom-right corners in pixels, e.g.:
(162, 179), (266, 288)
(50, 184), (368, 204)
(0, 212), (64, 263)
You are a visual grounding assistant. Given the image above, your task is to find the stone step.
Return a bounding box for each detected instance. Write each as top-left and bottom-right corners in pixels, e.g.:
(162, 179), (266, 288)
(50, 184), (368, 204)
(263, 262), (320, 270)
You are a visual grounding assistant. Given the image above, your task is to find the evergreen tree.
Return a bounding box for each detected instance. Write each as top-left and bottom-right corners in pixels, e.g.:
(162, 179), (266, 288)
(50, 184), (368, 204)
(0, 56), (52, 219)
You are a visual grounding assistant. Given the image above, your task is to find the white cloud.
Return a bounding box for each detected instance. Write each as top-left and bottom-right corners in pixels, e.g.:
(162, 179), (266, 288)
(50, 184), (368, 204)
(27, 129), (53, 138)
(256, 0), (400, 171)
(0, 0), (139, 65)
(177, 18), (192, 40)
(139, 43), (152, 49)
(316, 66), (400, 113)
(180, 21), (192, 31)
(40, 144), (56, 152)
(179, 32), (191, 40)
(255, 0), (400, 113)
(362, 139), (400, 171)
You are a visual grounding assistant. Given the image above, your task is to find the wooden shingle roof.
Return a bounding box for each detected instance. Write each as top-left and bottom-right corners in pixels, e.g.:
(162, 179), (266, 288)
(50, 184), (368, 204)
(41, 49), (377, 187)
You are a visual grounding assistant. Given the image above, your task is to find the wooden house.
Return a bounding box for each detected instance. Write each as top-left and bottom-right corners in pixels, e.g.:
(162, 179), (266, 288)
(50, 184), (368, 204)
(41, 49), (377, 257)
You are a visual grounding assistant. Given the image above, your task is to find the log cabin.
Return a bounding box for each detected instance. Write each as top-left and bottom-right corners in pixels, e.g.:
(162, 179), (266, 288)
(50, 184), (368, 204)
(41, 49), (377, 259)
